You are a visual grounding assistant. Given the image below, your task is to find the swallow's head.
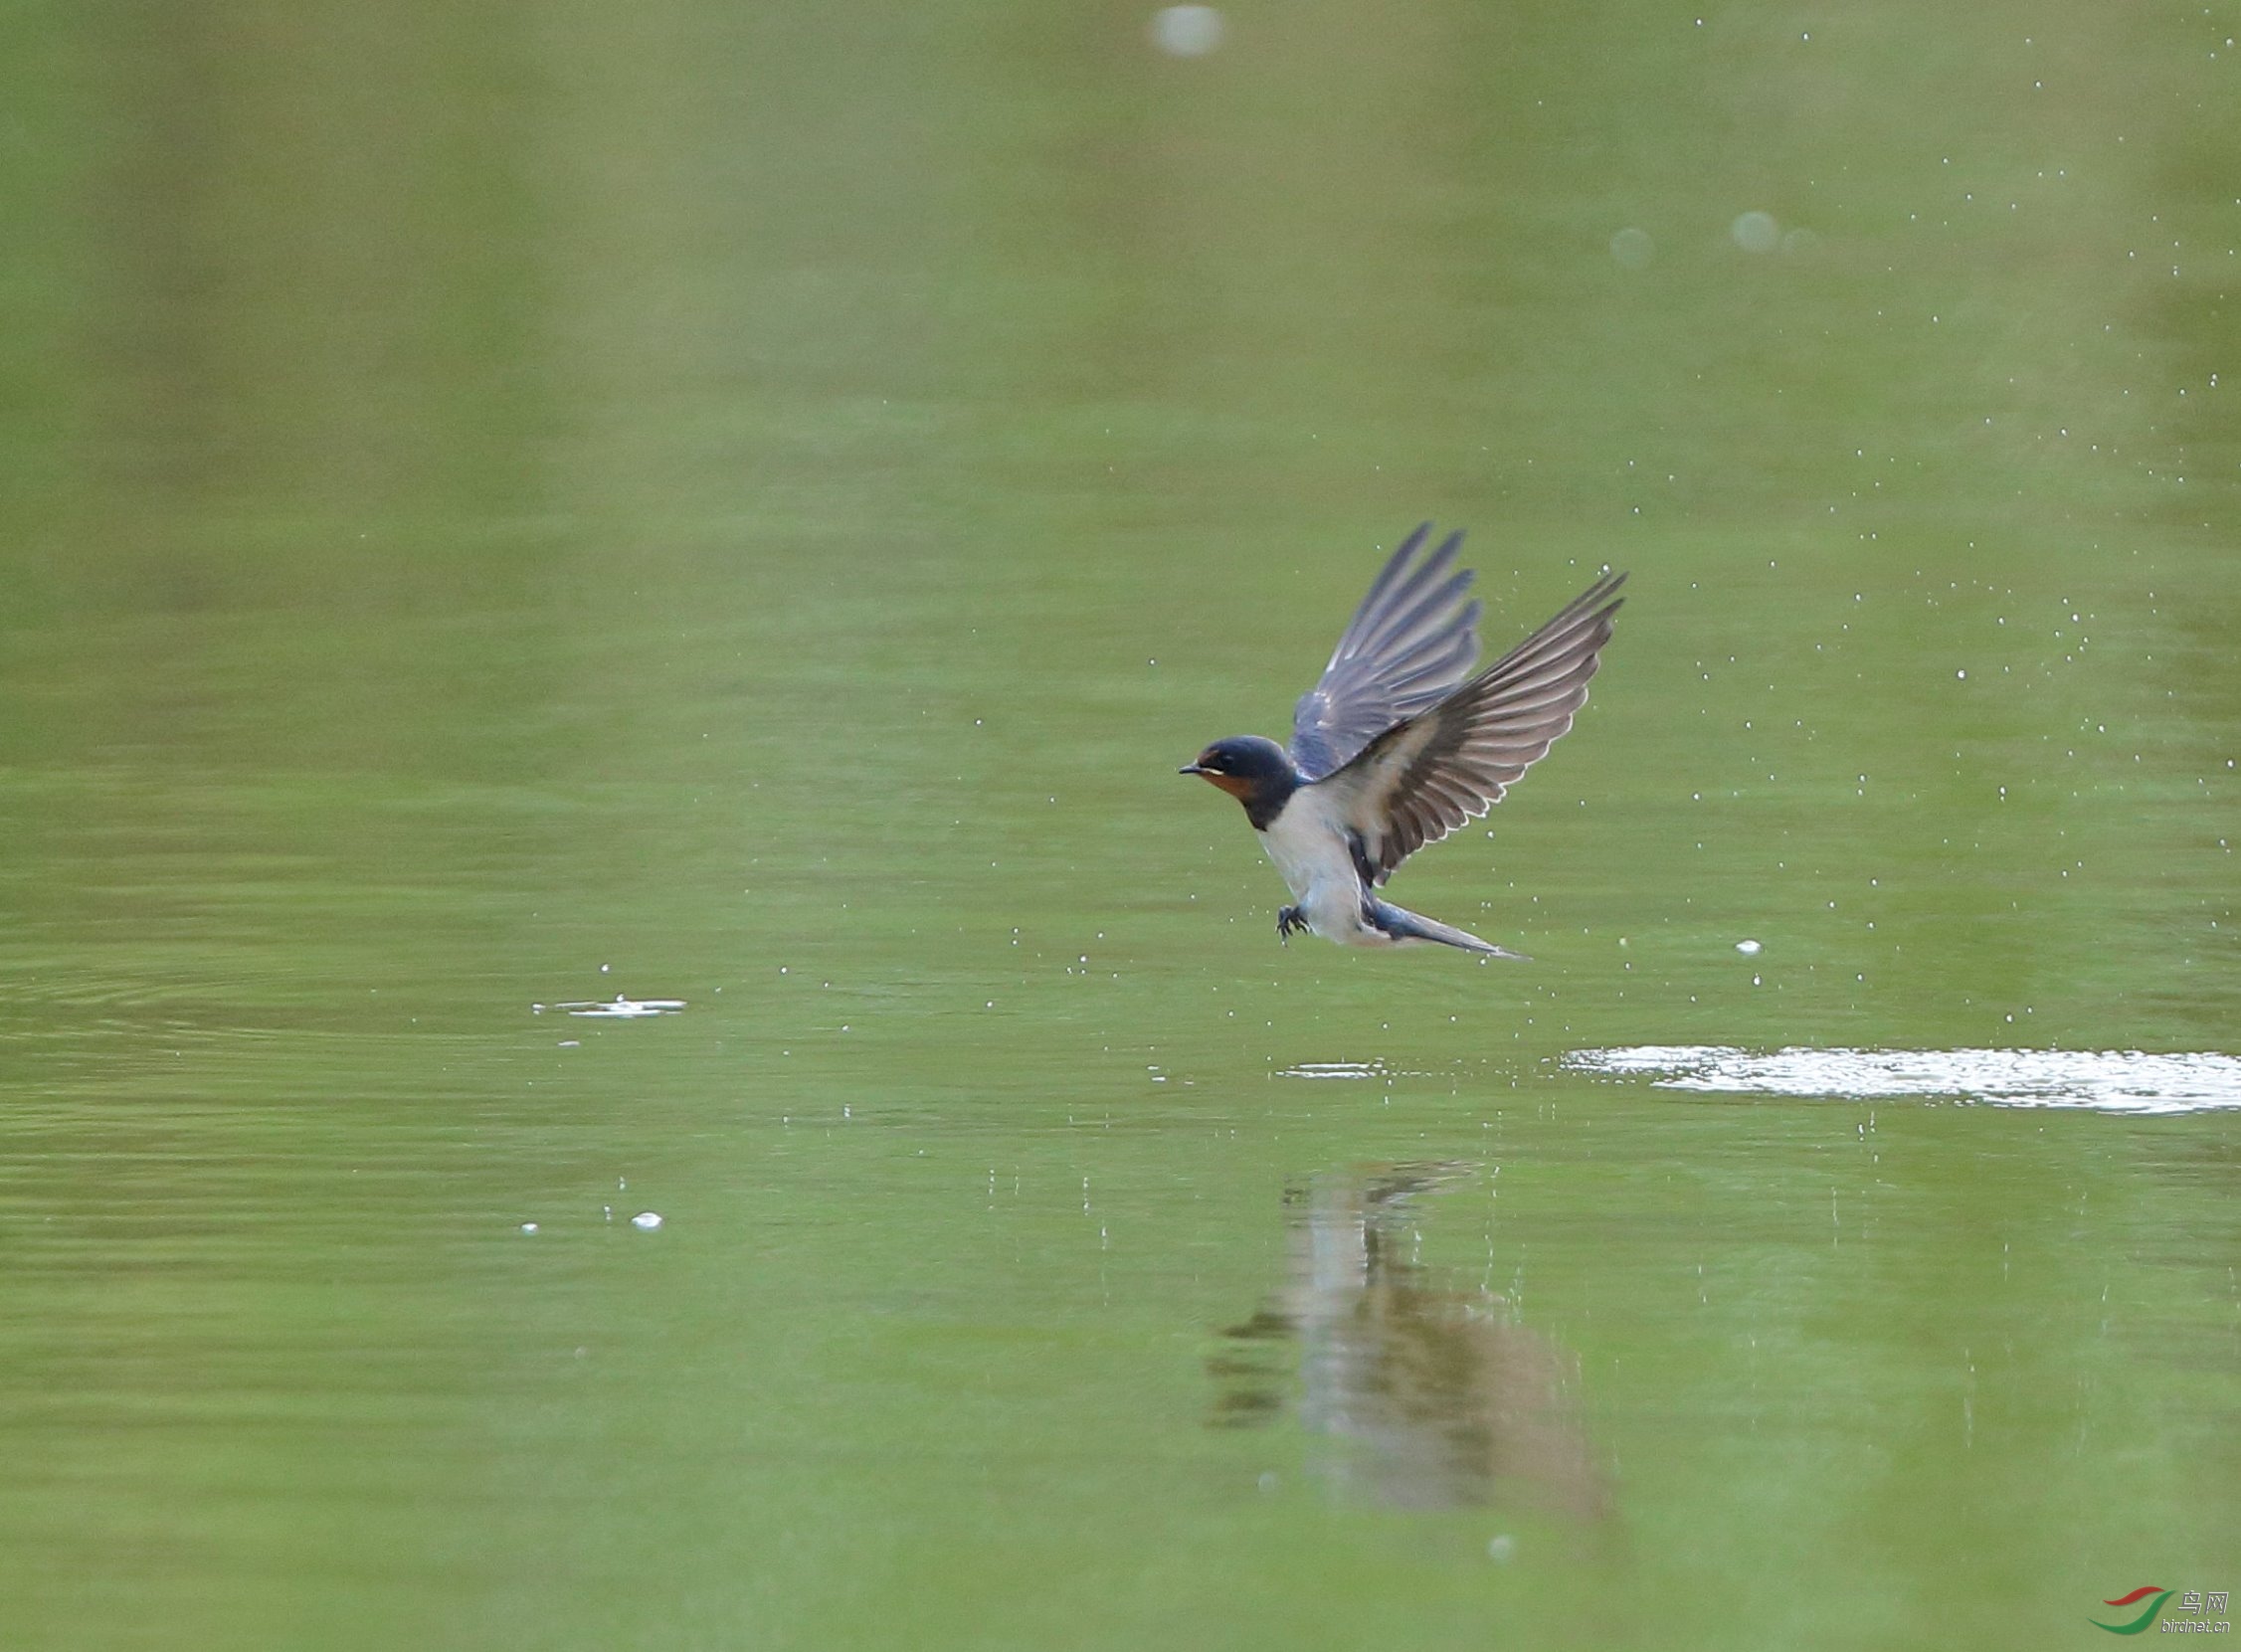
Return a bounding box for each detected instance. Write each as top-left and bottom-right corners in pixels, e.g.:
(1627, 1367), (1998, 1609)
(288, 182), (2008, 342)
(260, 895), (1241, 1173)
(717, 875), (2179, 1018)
(1180, 735), (1297, 807)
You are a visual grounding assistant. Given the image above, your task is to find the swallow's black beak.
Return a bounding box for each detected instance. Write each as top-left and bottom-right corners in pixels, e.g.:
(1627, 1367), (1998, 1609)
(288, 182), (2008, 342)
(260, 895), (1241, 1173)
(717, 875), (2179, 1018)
(1179, 763), (1207, 776)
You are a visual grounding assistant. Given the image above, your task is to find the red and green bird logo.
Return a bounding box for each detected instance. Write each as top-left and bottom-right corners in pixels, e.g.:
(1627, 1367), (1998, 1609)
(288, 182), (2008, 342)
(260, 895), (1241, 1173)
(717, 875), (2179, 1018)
(2092, 1587), (2174, 1635)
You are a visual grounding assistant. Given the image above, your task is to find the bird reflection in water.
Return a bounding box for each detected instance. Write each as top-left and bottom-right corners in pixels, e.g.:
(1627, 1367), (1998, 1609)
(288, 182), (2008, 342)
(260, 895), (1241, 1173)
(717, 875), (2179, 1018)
(1210, 1164), (1605, 1518)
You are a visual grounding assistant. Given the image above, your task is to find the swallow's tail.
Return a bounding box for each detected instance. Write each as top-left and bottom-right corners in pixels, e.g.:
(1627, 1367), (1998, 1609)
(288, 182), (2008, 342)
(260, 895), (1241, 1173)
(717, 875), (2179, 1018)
(1368, 899), (1530, 961)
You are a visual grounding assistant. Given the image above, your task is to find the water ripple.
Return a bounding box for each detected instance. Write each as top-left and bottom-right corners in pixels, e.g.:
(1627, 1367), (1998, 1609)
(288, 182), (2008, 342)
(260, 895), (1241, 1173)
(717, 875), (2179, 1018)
(1277, 1060), (1391, 1081)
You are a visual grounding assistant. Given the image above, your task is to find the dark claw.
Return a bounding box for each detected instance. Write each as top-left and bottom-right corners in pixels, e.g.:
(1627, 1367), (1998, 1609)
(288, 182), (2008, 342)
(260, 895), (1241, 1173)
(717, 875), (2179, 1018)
(1276, 905), (1304, 945)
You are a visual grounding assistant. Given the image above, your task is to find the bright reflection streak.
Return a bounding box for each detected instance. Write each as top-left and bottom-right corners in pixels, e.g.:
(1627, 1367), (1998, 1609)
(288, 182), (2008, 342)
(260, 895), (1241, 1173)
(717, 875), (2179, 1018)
(1566, 1045), (2241, 1115)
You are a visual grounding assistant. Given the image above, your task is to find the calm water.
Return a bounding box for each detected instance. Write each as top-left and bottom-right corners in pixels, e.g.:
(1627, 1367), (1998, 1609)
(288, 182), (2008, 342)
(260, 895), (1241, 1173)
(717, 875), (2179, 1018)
(3, 3), (2237, 1648)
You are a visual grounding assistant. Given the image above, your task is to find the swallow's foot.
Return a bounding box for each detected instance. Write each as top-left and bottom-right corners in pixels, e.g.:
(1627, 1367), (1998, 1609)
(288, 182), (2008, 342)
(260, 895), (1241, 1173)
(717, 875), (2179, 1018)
(1276, 905), (1304, 945)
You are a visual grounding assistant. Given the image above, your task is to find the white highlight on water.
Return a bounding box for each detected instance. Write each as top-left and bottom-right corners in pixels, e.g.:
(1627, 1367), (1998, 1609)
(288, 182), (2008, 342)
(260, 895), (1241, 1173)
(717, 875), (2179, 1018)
(532, 997), (687, 1018)
(1565, 1045), (2241, 1116)
(1151, 5), (1223, 55)
(1731, 210), (1780, 253)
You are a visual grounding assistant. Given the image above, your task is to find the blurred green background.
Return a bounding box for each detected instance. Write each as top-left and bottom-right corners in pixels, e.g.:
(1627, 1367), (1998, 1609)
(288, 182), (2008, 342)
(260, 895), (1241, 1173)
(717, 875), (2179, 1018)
(1, 1), (2236, 1647)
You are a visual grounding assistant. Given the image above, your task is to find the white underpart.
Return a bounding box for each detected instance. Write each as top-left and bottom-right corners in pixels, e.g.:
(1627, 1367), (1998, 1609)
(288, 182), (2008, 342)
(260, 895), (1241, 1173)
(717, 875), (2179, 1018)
(1256, 790), (1396, 947)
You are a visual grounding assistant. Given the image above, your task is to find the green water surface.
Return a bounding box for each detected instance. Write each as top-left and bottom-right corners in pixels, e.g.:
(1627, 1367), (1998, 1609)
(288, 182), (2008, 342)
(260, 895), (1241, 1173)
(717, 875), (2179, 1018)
(2, 2), (2237, 1648)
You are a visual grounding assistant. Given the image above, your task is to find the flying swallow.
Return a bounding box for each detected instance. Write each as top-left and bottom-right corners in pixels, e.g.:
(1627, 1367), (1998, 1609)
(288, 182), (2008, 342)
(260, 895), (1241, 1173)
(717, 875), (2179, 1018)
(1181, 524), (1624, 958)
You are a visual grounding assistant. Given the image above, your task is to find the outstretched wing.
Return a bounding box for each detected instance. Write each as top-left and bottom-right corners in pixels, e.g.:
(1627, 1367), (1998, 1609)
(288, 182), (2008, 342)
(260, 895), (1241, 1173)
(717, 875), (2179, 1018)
(1289, 523), (1483, 782)
(1316, 570), (1626, 884)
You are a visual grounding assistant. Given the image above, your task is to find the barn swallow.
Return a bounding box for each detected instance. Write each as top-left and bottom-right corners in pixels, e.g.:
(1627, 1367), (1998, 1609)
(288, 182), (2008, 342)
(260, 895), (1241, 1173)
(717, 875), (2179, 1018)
(1181, 524), (1624, 958)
